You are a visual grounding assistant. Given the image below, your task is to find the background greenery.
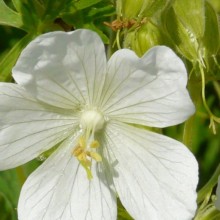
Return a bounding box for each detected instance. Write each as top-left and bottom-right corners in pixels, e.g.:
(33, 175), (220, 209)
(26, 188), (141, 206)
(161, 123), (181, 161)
(0, 0), (219, 219)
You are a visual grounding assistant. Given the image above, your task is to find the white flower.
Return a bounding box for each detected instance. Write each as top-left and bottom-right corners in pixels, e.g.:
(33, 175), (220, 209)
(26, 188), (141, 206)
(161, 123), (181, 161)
(0, 29), (198, 220)
(215, 176), (220, 210)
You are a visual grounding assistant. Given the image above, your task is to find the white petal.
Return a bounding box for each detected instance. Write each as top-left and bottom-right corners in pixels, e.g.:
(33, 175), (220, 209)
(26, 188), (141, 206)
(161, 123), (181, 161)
(13, 29), (107, 109)
(101, 46), (195, 127)
(18, 135), (117, 220)
(103, 121), (198, 220)
(215, 176), (220, 210)
(0, 83), (77, 170)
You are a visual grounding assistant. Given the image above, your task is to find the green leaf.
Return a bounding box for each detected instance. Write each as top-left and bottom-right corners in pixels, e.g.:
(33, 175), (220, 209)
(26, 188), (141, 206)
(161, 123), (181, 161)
(43, 0), (69, 20)
(12, 0), (44, 17)
(74, 0), (102, 10)
(83, 22), (109, 43)
(87, 4), (115, 18)
(62, 0), (110, 16)
(61, 1), (114, 43)
(62, 1), (114, 25)
(0, 160), (40, 218)
(0, 161), (40, 218)
(11, 0), (43, 32)
(0, 193), (17, 220)
(0, 170), (21, 218)
(173, 0), (205, 38)
(0, 0), (23, 29)
(48, 0), (102, 18)
(0, 34), (34, 82)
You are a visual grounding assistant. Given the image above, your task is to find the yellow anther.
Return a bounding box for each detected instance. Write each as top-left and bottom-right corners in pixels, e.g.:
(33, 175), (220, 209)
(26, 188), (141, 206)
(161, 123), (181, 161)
(72, 135), (102, 180)
(72, 136), (87, 156)
(72, 146), (84, 157)
(87, 151), (102, 162)
(90, 140), (100, 148)
(77, 152), (86, 161)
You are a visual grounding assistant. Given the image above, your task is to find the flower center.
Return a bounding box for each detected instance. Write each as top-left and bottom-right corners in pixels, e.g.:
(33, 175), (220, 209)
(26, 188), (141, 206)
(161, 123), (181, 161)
(72, 110), (105, 180)
(80, 110), (105, 134)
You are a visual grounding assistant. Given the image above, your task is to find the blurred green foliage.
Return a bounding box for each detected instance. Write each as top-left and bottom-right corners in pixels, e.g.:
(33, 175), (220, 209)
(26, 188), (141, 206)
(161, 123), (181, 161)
(0, 0), (220, 219)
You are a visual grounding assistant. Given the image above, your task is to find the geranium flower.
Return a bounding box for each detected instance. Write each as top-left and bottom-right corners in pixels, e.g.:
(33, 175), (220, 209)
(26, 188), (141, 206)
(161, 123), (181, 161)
(0, 29), (198, 220)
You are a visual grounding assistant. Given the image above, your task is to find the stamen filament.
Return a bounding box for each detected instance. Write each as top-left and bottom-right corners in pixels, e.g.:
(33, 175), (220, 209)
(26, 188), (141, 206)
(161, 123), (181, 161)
(86, 151), (102, 162)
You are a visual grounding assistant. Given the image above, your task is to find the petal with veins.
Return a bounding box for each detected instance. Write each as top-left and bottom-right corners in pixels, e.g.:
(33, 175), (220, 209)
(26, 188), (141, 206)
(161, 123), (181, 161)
(0, 84), (77, 170)
(12, 30), (107, 109)
(103, 121), (198, 220)
(18, 135), (117, 220)
(100, 46), (195, 128)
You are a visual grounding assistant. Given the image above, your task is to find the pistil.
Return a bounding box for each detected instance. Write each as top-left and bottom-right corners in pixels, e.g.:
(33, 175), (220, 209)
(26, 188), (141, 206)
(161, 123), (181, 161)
(72, 109), (105, 179)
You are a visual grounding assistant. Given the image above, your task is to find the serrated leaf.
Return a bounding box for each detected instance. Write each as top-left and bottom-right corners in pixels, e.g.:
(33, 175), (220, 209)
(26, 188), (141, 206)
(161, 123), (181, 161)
(11, 0), (42, 31)
(173, 0), (205, 38)
(60, 0), (102, 16)
(61, 1), (113, 43)
(0, 34), (34, 82)
(12, 0), (44, 17)
(0, 0), (23, 29)
(43, 0), (70, 20)
(162, 7), (199, 61)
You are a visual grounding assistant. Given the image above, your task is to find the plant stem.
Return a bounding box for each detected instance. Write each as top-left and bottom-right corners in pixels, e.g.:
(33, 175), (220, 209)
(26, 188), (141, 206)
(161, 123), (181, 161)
(182, 73), (201, 149)
(199, 63), (220, 134)
(197, 163), (220, 204)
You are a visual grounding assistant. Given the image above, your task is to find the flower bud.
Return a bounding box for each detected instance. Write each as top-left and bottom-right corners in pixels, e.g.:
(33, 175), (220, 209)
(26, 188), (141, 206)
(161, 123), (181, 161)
(118, 0), (169, 18)
(162, 6), (199, 61)
(172, 0), (205, 39)
(201, 1), (220, 63)
(124, 22), (168, 57)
